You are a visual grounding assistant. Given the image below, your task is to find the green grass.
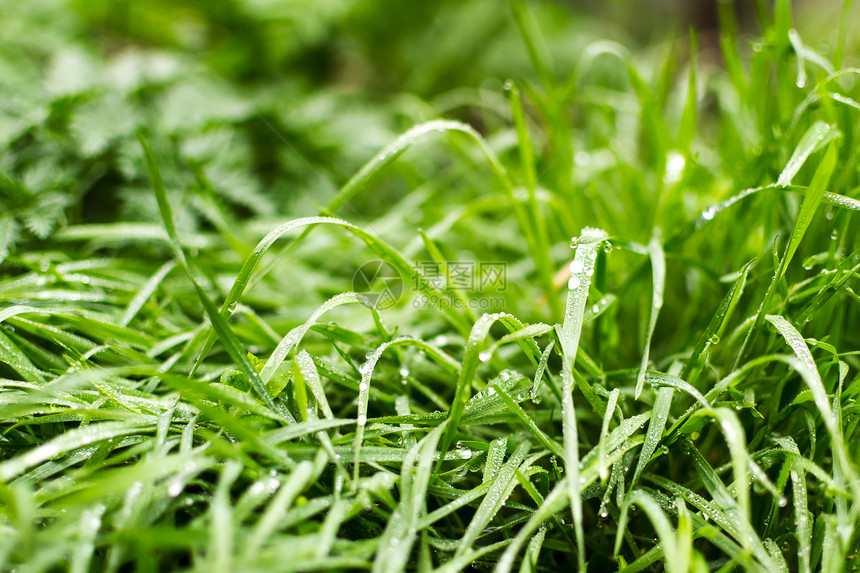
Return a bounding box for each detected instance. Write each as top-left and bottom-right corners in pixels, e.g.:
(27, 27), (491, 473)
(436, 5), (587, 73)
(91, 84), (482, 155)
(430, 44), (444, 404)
(1, 0), (860, 571)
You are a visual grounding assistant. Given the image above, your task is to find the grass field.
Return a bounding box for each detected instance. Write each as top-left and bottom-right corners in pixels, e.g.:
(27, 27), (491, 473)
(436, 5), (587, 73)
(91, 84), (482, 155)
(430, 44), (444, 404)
(1, 0), (859, 571)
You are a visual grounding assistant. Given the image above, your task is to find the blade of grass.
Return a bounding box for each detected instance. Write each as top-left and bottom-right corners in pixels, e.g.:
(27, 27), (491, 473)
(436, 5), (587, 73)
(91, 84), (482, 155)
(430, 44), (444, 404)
(560, 226), (607, 570)
(635, 229), (665, 399)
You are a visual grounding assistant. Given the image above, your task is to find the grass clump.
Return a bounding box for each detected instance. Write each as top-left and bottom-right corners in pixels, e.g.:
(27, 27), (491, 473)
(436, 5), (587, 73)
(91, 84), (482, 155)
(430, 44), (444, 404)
(1, 0), (860, 571)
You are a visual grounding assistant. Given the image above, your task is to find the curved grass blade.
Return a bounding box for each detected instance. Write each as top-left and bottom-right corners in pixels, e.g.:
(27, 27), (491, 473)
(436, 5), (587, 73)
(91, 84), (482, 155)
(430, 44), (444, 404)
(560, 226), (607, 569)
(372, 421), (447, 573)
(140, 134), (282, 414)
(635, 229), (665, 400)
(766, 315), (858, 510)
(192, 214), (471, 377)
(355, 336), (460, 483)
(529, 340), (554, 401)
(259, 292), (381, 384)
(496, 433), (645, 573)
(777, 121), (838, 187)
(631, 387), (673, 487)
(119, 260), (176, 327)
(0, 421), (150, 481)
(679, 260), (752, 384)
(438, 312), (518, 468)
(738, 144), (836, 365)
(455, 442), (529, 558)
(597, 388), (620, 482)
(614, 490), (687, 573)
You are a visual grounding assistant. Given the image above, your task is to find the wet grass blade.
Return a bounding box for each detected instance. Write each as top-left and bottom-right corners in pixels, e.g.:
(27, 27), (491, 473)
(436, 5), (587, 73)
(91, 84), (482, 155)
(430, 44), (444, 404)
(635, 229), (665, 399)
(140, 134), (281, 414)
(560, 227), (607, 570)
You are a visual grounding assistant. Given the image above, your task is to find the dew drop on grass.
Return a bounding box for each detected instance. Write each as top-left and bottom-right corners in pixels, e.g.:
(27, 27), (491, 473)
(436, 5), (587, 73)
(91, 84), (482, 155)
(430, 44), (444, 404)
(570, 260), (584, 274)
(603, 241), (613, 253)
(167, 480), (183, 497)
(359, 382), (368, 392)
(592, 304), (600, 313)
(778, 496), (788, 507)
(249, 480), (265, 496)
(568, 276), (581, 290)
(356, 414), (367, 426)
(599, 505), (609, 519)
(702, 206), (716, 220)
(399, 367), (409, 377)
(478, 350), (491, 362)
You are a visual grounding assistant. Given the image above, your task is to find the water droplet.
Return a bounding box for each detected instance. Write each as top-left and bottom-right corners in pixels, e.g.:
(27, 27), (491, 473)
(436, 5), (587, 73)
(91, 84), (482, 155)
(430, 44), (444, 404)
(568, 276), (581, 290)
(569, 237), (580, 249)
(478, 350), (491, 363)
(570, 260), (584, 274)
(592, 304), (600, 313)
(778, 496), (788, 507)
(487, 386), (496, 396)
(167, 481), (182, 497)
(249, 480), (266, 496)
(359, 382), (368, 392)
(499, 370), (511, 381)
(357, 414), (367, 426)
(603, 241), (613, 254)
(599, 505), (609, 519)
(701, 207), (716, 220)
(399, 367), (409, 377)
(831, 230), (839, 240)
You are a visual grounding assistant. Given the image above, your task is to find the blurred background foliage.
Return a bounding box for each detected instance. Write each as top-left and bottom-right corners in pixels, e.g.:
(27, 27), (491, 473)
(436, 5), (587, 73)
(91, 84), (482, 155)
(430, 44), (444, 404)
(1, 0), (854, 244)
(1, 0), (859, 355)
